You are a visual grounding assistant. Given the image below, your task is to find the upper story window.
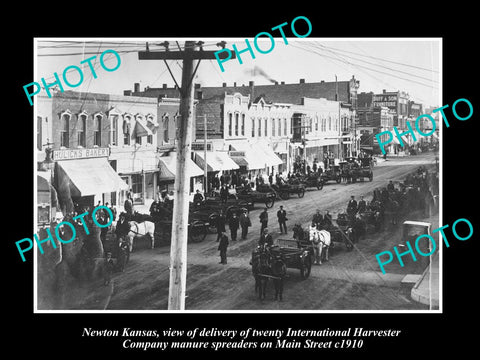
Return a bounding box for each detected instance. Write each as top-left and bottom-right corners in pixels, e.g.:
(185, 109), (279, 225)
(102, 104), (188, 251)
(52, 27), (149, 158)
(284, 118), (287, 136)
(107, 108), (123, 147)
(235, 113), (239, 136)
(252, 118), (255, 137)
(264, 118), (267, 137)
(272, 118), (275, 137)
(257, 118), (261, 137)
(228, 113), (233, 137)
(59, 110), (71, 148)
(163, 115), (169, 143)
(123, 114), (132, 145)
(241, 114), (245, 136)
(77, 111), (87, 148)
(93, 113), (103, 147)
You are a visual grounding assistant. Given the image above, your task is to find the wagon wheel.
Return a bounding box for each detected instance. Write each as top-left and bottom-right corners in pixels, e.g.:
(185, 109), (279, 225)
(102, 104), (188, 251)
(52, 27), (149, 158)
(280, 191), (290, 200)
(300, 255), (312, 279)
(264, 197), (275, 208)
(189, 220), (207, 243)
(298, 188), (305, 198)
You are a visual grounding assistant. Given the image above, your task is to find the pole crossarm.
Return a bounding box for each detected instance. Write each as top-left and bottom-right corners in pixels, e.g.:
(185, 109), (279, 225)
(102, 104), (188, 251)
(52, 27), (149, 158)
(138, 50), (235, 60)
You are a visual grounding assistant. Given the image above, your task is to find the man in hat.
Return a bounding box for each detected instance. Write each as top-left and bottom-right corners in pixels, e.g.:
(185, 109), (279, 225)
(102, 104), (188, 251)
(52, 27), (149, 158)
(277, 205), (288, 234)
(259, 228), (273, 249)
(218, 231), (229, 264)
(229, 212), (239, 241)
(259, 207), (269, 235)
(239, 209), (251, 240)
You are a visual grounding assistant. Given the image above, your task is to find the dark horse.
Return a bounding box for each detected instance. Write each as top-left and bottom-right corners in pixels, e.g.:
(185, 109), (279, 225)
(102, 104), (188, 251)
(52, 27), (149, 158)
(250, 247), (287, 301)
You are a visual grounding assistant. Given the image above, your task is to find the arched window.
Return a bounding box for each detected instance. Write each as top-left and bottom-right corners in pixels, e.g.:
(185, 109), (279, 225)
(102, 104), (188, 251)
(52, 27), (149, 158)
(59, 110), (71, 148)
(93, 113), (103, 147)
(241, 114), (245, 136)
(163, 115), (169, 143)
(123, 114), (132, 146)
(228, 113), (233, 137)
(252, 118), (255, 137)
(235, 113), (239, 136)
(77, 111), (87, 147)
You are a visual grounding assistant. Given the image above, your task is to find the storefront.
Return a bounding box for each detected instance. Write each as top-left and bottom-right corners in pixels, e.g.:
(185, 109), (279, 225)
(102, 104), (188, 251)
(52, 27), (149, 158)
(193, 151), (239, 191)
(157, 152), (204, 195)
(109, 148), (158, 206)
(52, 148), (129, 214)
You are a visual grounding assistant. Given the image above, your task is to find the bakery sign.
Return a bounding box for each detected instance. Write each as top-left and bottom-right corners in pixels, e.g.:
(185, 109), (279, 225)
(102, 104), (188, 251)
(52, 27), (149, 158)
(52, 147), (110, 161)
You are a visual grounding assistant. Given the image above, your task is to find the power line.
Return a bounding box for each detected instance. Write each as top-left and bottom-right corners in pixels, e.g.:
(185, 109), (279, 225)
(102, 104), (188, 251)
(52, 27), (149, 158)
(319, 43), (440, 73)
(291, 43), (438, 89)
(312, 43), (439, 84)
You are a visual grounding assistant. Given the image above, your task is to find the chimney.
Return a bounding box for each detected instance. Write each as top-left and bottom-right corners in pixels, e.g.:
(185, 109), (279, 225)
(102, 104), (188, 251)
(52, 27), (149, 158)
(249, 81), (255, 101)
(274, 81), (278, 85)
(124, 90), (132, 96)
(222, 82), (227, 87)
(233, 82), (237, 87)
(299, 78), (305, 84)
(321, 80), (325, 83)
(281, 81), (285, 85)
(162, 83), (167, 89)
(134, 82), (140, 93)
(383, 89), (386, 94)
(194, 83), (201, 89)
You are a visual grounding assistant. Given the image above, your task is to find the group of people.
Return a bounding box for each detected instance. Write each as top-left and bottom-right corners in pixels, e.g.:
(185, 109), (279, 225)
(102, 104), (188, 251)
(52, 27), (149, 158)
(217, 205), (290, 264)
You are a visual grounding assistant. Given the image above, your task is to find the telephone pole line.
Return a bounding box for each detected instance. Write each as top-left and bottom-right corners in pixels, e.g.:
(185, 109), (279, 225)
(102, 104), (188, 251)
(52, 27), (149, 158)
(138, 41), (233, 310)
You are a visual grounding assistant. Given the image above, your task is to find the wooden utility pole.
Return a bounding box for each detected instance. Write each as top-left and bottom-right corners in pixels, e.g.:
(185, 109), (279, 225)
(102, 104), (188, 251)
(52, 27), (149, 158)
(138, 41), (233, 310)
(203, 114), (208, 194)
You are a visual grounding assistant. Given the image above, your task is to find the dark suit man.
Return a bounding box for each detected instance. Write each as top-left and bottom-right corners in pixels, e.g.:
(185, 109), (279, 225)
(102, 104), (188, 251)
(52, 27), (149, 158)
(277, 205), (288, 234)
(218, 232), (229, 264)
(229, 213), (239, 241)
(259, 228), (273, 248)
(259, 208), (269, 235)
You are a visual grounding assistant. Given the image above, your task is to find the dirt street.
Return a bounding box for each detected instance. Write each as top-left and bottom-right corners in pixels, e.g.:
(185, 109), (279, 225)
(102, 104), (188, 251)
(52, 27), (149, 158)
(77, 153), (438, 311)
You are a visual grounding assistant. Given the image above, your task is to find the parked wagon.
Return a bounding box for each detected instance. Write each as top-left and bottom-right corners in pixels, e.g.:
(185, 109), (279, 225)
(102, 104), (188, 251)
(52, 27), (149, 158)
(270, 238), (314, 279)
(271, 182), (306, 200)
(235, 185), (276, 208)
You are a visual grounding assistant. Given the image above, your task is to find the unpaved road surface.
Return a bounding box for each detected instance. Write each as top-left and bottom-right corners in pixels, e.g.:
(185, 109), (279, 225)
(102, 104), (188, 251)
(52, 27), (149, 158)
(80, 153), (439, 311)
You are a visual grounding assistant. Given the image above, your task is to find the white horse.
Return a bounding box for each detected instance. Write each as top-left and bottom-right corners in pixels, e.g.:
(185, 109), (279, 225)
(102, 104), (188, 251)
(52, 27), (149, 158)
(309, 226), (331, 265)
(127, 221), (155, 252)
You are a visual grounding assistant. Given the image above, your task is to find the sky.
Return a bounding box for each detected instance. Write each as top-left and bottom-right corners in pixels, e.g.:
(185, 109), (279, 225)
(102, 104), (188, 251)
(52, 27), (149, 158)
(35, 38), (441, 108)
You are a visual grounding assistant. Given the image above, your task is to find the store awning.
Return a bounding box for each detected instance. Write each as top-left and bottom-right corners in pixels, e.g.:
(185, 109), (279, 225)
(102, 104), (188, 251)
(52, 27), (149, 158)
(250, 143), (283, 167)
(230, 143), (268, 170)
(158, 153), (204, 181)
(134, 118), (153, 137)
(57, 158), (129, 197)
(194, 151), (239, 172)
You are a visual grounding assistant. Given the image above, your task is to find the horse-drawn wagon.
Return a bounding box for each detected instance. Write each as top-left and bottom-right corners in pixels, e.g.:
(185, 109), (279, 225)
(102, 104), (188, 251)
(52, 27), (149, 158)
(271, 182), (306, 200)
(235, 185), (276, 208)
(320, 165), (342, 184)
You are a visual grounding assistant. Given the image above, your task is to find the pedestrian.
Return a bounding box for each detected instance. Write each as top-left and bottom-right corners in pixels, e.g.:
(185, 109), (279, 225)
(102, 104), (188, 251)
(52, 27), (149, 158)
(259, 207), (268, 235)
(358, 196), (366, 214)
(277, 205), (288, 234)
(239, 210), (251, 239)
(229, 212), (239, 241)
(259, 228), (273, 249)
(220, 185), (229, 204)
(103, 252), (115, 286)
(312, 160), (318, 173)
(106, 202), (117, 222)
(216, 210), (226, 242)
(124, 192), (134, 217)
(149, 197), (162, 219)
(218, 231), (229, 264)
(347, 196), (357, 217)
(268, 173), (273, 185)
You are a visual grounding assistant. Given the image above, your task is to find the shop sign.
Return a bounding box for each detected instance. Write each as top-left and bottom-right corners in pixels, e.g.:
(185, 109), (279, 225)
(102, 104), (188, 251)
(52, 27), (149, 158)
(229, 151), (246, 157)
(52, 147), (110, 161)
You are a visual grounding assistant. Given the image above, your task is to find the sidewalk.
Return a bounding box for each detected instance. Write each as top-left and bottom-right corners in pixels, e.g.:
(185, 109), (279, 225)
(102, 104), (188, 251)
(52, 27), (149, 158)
(410, 251), (440, 309)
